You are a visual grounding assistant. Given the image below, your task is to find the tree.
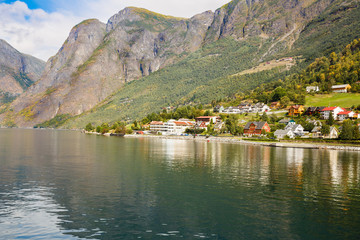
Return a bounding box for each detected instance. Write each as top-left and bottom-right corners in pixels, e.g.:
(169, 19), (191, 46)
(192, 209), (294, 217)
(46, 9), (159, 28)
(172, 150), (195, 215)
(353, 125), (360, 140)
(321, 124), (330, 136)
(261, 112), (268, 122)
(225, 115), (239, 135)
(339, 120), (354, 140)
(85, 123), (95, 132)
(326, 112), (335, 126)
(115, 125), (126, 135)
(304, 122), (315, 132)
(280, 96), (290, 108)
(271, 87), (287, 101)
(207, 119), (215, 135)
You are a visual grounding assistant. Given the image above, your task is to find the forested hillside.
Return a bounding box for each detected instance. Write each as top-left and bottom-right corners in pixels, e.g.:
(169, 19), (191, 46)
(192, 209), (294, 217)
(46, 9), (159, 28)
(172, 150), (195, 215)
(63, 2), (360, 129)
(249, 38), (360, 105)
(2, 0), (360, 128)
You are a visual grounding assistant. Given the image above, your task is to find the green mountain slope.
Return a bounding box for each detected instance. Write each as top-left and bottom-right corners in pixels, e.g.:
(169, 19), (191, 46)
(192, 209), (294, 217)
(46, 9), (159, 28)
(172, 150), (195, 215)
(61, 2), (360, 129)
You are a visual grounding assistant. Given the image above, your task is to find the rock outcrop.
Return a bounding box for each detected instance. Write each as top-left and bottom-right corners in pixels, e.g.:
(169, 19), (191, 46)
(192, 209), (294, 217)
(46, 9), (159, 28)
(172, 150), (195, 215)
(0, 0), (351, 127)
(0, 39), (45, 102)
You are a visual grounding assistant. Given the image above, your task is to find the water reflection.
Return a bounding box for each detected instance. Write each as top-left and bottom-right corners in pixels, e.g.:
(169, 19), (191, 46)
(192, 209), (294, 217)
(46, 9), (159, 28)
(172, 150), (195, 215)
(1, 130), (360, 239)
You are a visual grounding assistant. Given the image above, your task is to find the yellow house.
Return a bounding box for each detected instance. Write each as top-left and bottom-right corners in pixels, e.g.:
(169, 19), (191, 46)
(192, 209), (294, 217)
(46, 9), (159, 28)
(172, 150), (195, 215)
(288, 105), (305, 117)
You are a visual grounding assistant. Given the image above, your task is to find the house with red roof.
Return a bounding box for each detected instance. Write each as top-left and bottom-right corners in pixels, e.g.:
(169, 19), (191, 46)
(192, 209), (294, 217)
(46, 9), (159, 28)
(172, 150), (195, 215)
(337, 111), (355, 121)
(244, 121), (271, 136)
(195, 116), (221, 129)
(320, 106), (345, 120)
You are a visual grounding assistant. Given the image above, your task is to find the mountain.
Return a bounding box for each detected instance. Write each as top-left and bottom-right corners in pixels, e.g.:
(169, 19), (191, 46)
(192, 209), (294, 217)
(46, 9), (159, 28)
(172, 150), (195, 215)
(0, 39), (45, 104)
(1, 0), (360, 128)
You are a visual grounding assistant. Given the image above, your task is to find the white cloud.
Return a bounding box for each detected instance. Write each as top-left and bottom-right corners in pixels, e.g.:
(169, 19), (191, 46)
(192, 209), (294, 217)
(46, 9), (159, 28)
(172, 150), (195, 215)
(0, 1), (82, 61)
(0, 0), (230, 61)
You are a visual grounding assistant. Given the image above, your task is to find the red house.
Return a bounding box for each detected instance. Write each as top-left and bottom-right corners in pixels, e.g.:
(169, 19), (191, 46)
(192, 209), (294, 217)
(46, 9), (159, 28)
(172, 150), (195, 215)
(244, 121), (271, 136)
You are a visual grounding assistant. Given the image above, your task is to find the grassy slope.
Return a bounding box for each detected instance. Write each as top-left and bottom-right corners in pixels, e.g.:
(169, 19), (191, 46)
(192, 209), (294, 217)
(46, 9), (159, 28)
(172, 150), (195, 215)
(305, 93), (360, 108)
(63, 2), (360, 129)
(65, 37), (286, 128)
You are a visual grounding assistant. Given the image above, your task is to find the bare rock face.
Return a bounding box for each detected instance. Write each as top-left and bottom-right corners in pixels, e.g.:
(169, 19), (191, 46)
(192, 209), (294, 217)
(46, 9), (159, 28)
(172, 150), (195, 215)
(1, 8), (215, 127)
(0, 39), (45, 101)
(2, 19), (107, 126)
(0, 0), (341, 127)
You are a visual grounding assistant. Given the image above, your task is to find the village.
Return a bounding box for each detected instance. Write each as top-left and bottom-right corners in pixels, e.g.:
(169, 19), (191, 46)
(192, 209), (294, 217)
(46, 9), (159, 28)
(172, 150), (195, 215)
(135, 84), (360, 141)
(86, 83), (360, 142)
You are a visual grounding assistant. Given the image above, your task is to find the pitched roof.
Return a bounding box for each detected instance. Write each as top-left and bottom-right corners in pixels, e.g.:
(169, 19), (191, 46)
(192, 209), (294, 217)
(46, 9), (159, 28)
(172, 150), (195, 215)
(322, 107), (338, 111)
(312, 126), (321, 133)
(274, 129), (293, 135)
(174, 121), (194, 126)
(338, 111), (352, 115)
(150, 121), (163, 125)
(331, 84), (351, 89)
(196, 116), (218, 119)
(244, 121), (267, 130)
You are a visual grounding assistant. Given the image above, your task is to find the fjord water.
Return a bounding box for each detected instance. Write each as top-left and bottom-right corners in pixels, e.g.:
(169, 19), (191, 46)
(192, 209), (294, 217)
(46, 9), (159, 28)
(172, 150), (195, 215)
(0, 129), (360, 239)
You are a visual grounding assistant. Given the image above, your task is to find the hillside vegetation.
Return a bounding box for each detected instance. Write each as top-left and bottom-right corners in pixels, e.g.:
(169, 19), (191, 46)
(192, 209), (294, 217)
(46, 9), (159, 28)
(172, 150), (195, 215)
(4, 0), (360, 129)
(63, 2), (360, 129)
(249, 37), (360, 105)
(305, 93), (360, 108)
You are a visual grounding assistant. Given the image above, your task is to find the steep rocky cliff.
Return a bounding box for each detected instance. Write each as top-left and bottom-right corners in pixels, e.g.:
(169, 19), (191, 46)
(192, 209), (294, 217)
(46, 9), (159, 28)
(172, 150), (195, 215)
(1, 0), (358, 127)
(0, 39), (45, 103)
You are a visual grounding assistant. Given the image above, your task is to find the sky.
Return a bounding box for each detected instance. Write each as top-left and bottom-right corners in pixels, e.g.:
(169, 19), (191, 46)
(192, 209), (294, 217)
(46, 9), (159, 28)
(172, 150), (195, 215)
(0, 0), (230, 61)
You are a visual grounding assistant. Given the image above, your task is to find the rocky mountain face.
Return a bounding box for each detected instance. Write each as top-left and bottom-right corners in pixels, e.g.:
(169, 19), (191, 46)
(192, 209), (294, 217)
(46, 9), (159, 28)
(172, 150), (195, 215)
(0, 0), (356, 127)
(0, 39), (45, 103)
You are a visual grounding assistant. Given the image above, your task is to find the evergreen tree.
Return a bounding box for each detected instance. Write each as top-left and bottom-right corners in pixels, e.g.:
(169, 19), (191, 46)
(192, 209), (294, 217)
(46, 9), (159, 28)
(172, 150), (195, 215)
(327, 113), (335, 126)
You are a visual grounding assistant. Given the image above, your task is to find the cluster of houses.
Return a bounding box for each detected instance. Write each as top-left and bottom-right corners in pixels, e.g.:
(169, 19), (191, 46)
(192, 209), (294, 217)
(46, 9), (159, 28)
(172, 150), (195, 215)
(273, 119), (340, 139)
(284, 104), (359, 121)
(306, 84), (352, 93)
(149, 116), (224, 135)
(215, 102), (270, 114)
(288, 105), (360, 121)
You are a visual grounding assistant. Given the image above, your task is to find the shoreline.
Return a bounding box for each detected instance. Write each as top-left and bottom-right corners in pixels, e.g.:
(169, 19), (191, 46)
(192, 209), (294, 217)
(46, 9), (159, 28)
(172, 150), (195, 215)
(121, 134), (360, 152)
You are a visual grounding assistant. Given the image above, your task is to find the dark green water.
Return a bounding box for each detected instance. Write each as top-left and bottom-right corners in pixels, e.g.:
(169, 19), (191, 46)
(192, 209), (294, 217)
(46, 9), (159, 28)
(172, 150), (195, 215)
(0, 129), (360, 239)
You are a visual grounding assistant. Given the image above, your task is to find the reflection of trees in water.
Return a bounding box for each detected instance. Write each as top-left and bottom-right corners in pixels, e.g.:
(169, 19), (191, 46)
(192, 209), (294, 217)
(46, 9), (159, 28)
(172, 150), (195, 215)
(1, 130), (360, 239)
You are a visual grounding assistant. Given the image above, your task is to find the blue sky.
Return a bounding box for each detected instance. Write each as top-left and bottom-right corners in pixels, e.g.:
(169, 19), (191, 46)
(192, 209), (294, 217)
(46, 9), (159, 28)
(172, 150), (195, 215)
(0, 0), (230, 60)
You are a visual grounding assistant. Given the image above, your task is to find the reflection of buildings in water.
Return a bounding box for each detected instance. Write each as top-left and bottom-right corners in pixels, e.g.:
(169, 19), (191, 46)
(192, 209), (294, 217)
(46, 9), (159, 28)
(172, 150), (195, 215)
(329, 150), (341, 185)
(162, 139), (224, 168)
(286, 148), (305, 183)
(286, 148), (304, 166)
(259, 147), (271, 185)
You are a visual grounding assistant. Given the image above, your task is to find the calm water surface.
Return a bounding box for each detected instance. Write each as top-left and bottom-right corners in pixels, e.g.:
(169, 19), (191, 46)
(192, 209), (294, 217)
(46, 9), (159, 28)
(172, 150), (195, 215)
(0, 129), (360, 239)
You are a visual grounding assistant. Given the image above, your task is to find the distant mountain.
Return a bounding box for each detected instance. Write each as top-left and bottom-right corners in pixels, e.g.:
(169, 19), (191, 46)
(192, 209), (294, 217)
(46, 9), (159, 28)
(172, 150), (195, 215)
(1, 0), (360, 128)
(0, 39), (45, 104)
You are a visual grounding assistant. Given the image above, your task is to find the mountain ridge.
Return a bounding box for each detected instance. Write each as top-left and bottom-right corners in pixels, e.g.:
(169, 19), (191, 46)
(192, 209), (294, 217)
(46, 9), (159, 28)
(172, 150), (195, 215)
(0, 39), (45, 104)
(1, 0), (360, 128)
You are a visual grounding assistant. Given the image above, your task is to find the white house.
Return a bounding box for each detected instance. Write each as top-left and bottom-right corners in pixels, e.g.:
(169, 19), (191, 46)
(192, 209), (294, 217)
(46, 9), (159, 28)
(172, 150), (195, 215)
(252, 103), (270, 113)
(337, 111), (355, 121)
(320, 106), (345, 120)
(150, 120), (194, 135)
(222, 107), (242, 114)
(311, 126), (322, 138)
(332, 84), (351, 93)
(327, 127), (339, 139)
(150, 121), (167, 133)
(306, 86), (320, 93)
(274, 129), (295, 139)
(285, 123), (306, 136)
